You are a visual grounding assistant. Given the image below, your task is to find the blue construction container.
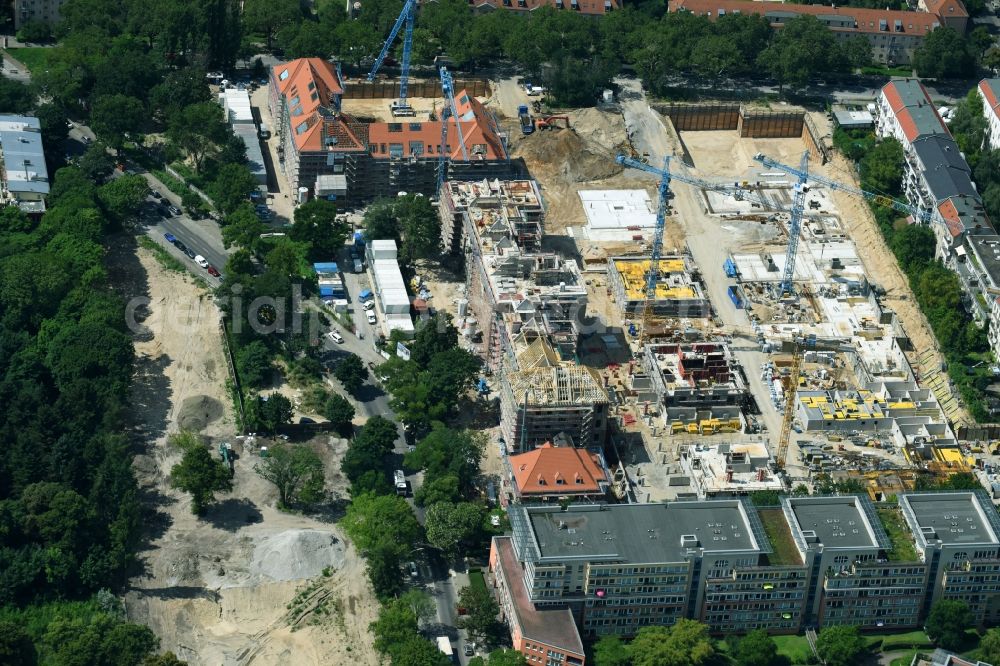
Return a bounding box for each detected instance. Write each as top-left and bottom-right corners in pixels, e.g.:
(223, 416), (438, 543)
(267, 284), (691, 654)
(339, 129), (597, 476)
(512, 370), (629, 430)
(728, 285), (744, 309)
(724, 257), (738, 278)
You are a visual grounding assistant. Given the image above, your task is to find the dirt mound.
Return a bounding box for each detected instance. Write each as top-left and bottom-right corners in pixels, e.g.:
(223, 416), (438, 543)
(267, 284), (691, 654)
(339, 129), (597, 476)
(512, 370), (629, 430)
(249, 529), (345, 582)
(177, 395), (224, 432)
(516, 130), (623, 183)
(569, 107), (628, 153)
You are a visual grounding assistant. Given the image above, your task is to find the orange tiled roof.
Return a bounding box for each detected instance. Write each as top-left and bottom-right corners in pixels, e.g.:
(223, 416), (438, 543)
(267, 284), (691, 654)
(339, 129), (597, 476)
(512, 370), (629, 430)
(980, 79), (1000, 122)
(671, 0), (939, 36)
(922, 0), (968, 17)
(510, 443), (607, 496)
(366, 90), (506, 161)
(468, 0), (619, 14)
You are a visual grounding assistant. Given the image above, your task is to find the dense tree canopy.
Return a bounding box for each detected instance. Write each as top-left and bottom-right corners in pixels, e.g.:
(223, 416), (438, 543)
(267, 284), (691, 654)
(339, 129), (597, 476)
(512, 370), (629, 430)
(815, 625), (866, 666)
(169, 431), (233, 515)
(926, 599), (974, 651)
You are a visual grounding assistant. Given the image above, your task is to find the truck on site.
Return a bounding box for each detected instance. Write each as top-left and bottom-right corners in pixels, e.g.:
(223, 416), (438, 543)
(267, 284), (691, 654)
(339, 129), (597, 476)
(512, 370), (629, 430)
(435, 637), (454, 658)
(523, 82), (544, 96)
(518, 105), (533, 135)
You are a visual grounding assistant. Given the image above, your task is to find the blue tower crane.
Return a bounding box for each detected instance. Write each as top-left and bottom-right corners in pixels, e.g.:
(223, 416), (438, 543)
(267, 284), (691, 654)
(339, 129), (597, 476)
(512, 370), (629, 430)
(367, 0), (416, 117)
(752, 152), (934, 224)
(752, 151), (934, 296)
(436, 67), (469, 194)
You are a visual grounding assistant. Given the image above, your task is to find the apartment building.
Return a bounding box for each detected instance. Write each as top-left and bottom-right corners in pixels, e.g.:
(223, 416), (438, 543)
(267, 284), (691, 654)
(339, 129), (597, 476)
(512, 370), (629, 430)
(499, 337), (609, 452)
(670, 0), (957, 65)
(14, 0), (67, 29)
(875, 80), (1000, 336)
(503, 441), (612, 503)
(444, 179), (587, 370)
(978, 79), (1000, 150)
(489, 491), (1000, 649)
(268, 58), (510, 207)
(0, 115), (49, 215)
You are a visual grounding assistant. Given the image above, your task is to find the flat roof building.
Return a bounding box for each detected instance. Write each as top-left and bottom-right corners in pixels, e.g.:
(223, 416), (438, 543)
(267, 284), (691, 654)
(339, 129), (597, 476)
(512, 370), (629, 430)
(366, 240), (414, 336)
(0, 115), (49, 214)
(607, 256), (711, 321)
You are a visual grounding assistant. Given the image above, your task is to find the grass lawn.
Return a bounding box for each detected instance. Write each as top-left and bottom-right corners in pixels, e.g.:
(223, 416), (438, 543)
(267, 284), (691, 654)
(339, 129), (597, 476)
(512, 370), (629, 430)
(877, 507), (919, 562)
(861, 64), (913, 77)
(772, 634), (813, 664)
(759, 509), (803, 566)
(469, 569), (488, 595)
(876, 629), (933, 651)
(890, 649), (921, 666)
(4, 47), (52, 73)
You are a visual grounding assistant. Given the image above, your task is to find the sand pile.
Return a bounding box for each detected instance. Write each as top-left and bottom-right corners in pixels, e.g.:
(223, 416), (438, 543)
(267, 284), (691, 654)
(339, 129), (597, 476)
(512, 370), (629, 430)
(249, 529), (345, 582)
(177, 395), (224, 432)
(514, 107), (629, 183)
(569, 107), (628, 153)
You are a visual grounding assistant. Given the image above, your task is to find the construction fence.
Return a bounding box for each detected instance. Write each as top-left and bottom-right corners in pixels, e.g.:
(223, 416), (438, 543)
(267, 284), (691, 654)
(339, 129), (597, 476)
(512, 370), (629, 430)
(343, 78), (491, 99)
(653, 103), (828, 163)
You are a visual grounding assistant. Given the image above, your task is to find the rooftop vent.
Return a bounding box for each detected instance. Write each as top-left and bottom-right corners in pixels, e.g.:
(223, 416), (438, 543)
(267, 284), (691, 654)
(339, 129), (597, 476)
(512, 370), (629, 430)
(680, 534), (699, 547)
(802, 529), (819, 544)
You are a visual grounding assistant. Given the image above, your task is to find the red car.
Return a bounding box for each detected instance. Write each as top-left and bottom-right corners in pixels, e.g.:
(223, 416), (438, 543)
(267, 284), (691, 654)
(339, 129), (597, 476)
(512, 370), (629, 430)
(206, 265), (221, 277)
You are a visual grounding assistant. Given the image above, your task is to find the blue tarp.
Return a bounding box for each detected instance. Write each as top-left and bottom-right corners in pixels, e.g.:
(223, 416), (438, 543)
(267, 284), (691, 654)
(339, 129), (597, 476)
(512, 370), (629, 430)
(313, 262), (339, 274)
(354, 232), (365, 246)
(359, 289), (373, 300)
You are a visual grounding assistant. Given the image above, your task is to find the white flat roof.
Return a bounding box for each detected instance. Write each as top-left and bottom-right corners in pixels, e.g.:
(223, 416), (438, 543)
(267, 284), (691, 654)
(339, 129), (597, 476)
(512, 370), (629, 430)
(373, 260), (410, 308)
(579, 190), (657, 230)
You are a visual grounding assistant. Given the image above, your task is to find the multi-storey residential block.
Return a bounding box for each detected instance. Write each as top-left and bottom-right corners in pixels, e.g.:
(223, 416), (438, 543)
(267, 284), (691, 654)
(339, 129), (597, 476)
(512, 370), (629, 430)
(14, 0), (67, 29)
(489, 492), (1000, 654)
(979, 79), (1000, 150)
(670, 0), (964, 66)
(267, 58), (511, 207)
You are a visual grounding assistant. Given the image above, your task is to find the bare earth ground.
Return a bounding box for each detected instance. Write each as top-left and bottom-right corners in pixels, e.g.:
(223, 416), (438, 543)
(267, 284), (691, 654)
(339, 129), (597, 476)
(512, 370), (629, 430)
(120, 246), (380, 666)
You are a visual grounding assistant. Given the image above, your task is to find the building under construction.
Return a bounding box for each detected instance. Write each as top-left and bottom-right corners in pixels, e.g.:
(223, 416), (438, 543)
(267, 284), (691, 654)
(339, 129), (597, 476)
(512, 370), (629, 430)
(267, 58), (512, 207)
(607, 256), (712, 321)
(451, 179), (587, 370)
(499, 337), (610, 453)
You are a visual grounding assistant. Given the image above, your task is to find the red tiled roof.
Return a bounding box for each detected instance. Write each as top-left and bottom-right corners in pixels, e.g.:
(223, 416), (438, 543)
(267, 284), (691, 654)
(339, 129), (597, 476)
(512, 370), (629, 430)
(980, 79), (1000, 121)
(468, 0), (619, 15)
(366, 90), (506, 161)
(938, 198), (963, 237)
(273, 58), (346, 151)
(882, 82), (907, 114)
(509, 443), (607, 496)
(671, 0), (938, 36)
(922, 0), (968, 17)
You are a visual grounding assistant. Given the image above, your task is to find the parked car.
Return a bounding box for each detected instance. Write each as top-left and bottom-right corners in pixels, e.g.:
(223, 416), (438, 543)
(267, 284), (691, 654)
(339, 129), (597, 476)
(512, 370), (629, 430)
(173, 240), (188, 253)
(163, 232), (176, 243)
(194, 255), (209, 268)
(184, 247), (196, 260)
(160, 205), (173, 217)
(327, 330), (344, 344)
(206, 265), (221, 277)
(464, 644), (475, 657)
(363, 300), (376, 311)
(150, 190), (162, 199)
(366, 310), (377, 325)
(167, 205), (182, 216)
(408, 562), (419, 578)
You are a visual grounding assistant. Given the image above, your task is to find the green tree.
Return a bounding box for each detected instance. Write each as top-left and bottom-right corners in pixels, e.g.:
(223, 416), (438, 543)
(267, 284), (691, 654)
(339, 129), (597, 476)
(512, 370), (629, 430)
(411, 312), (459, 368)
(392, 637), (452, 666)
(167, 102), (230, 172)
(222, 204), (267, 252)
(456, 583), (504, 648)
(247, 393), (294, 435)
(142, 652), (188, 666)
(235, 340), (273, 388)
(264, 238), (308, 277)
(363, 198), (399, 243)
(860, 138), (905, 196)
(253, 442), (326, 507)
(0, 74), (36, 114)
(150, 67), (212, 120)
(842, 35), (873, 69)
(926, 599), (974, 650)
(757, 15), (845, 90)
(169, 432), (233, 515)
(414, 474), (461, 507)
(371, 597), (419, 654)
(342, 492), (423, 556)
(243, 0), (301, 49)
(482, 649), (528, 666)
(396, 194), (442, 263)
(90, 94), (145, 149)
(734, 629), (778, 666)
(323, 392), (356, 435)
(424, 501), (485, 556)
(0, 619), (36, 666)
(78, 141), (116, 182)
(628, 620), (715, 666)
(97, 175), (149, 223)
(593, 635), (631, 666)
(979, 627), (1000, 666)
(290, 198), (351, 262)
(16, 19), (52, 42)
(890, 223), (935, 273)
(913, 27), (974, 79)
(815, 625), (866, 666)
(405, 426), (485, 498)
(209, 163), (257, 216)
(335, 353), (369, 395)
